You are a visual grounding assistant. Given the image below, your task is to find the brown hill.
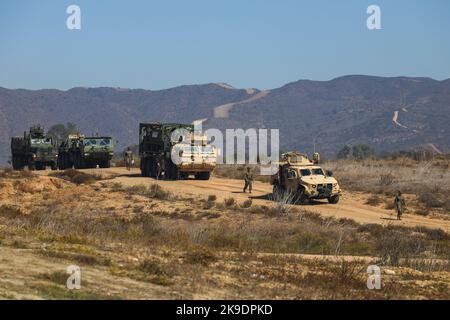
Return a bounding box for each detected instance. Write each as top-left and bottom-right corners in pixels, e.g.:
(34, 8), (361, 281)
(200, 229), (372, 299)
(0, 76), (449, 163)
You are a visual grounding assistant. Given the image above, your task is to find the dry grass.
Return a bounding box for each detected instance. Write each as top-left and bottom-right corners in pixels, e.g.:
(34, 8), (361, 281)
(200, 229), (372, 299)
(214, 165), (270, 182)
(113, 183), (172, 200)
(50, 169), (102, 185)
(325, 158), (450, 195)
(325, 158), (450, 215)
(0, 168), (34, 179)
(0, 170), (449, 299)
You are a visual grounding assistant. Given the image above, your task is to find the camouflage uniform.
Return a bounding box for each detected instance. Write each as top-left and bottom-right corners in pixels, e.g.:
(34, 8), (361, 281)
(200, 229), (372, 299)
(156, 157), (163, 180)
(243, 170), (254, 193)
(394, 193), (406, 220)
(124, 149), (133, 170)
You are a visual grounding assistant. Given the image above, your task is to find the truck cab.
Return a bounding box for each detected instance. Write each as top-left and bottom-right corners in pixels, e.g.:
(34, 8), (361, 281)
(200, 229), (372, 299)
(139, 123), (217, 180)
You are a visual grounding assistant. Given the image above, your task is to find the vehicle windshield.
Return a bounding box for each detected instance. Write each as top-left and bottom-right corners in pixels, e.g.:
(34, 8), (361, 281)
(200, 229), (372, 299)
(289, 156), (304, 163)
(300, 169), (311, 176)
(182, 146), (199, 153)
(312, 168), (325, 175)
(31, 138), (52, 145)
(181, 145), (214, 154)
(84, 138), (112, 146)
(202, 146), (214, 153)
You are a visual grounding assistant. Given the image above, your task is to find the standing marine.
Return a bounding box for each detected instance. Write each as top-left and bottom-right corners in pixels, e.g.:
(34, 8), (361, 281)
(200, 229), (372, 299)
(394, 191), (406, 220)
(124, 147), (133, 171)
(243, 167), (254, 194)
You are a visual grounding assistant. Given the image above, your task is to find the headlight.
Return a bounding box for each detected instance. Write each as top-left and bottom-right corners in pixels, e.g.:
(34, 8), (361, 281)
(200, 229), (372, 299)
(32, 154), (36, 158)
(311, 185), (317, 189)
(84, 153), (89, 156)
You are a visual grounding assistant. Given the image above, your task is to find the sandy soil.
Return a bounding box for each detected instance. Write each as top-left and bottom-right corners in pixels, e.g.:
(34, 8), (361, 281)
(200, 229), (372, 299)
(0, 167), (448, 300)
(49, 167), (449, 232)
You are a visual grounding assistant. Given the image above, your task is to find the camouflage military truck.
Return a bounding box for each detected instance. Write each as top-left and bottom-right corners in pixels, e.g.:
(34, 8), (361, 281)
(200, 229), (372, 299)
(10, 125), (58, 170)
(271, 151), (341, 204)
(139, 123), (217, 180)
(58, 134), (115, 169)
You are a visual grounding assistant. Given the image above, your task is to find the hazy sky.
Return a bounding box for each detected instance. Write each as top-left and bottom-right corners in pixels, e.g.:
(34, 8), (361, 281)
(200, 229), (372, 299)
(1, 0), (449, 90)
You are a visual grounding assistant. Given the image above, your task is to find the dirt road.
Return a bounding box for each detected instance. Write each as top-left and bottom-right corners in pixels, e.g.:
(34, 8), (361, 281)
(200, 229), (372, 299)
(57, 167), (449, 232)
(214, 90), (270, 118)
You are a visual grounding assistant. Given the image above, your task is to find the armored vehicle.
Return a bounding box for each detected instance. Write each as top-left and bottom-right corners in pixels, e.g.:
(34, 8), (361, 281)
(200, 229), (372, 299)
(10, 125), (58, 170)
(271, 151), (341, 204)
(58, 134), (115, 169)
(139, 123), (217, 180)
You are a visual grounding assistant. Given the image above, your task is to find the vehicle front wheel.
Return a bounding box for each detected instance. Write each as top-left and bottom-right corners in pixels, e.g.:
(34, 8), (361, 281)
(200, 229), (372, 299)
(328, 195), (340, 204)
(195, 172), (210, 180)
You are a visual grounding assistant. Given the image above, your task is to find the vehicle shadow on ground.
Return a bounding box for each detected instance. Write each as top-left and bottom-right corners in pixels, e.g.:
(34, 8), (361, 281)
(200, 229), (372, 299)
(248, 193), (328, 206)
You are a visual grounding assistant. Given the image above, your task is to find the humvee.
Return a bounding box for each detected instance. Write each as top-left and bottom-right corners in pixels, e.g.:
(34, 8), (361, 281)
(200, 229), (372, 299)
(271, 151), (341, 204)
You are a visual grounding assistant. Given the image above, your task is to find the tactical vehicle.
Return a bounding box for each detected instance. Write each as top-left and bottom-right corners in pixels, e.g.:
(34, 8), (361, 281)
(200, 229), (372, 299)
(10, 125), (58, 170)
(271, 151), (341, 204)
(58, 134), (115, 169)
(139, 123), (217, 180)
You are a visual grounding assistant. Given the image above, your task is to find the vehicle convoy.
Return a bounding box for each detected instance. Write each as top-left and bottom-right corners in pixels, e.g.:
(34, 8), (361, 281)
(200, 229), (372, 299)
(271, 151), (341, 204)
(57, 134), (115, 169)
(139, 123), (217, 180)
(10, 125), (57, 170)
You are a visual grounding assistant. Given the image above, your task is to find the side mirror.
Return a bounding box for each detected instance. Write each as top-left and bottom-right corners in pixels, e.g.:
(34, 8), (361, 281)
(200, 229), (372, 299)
(326, 170), (333, 177)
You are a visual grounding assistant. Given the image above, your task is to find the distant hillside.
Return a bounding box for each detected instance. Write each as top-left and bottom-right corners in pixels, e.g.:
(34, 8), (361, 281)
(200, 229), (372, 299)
(208, 76), (450, 156)
(0, 76), (449, 164)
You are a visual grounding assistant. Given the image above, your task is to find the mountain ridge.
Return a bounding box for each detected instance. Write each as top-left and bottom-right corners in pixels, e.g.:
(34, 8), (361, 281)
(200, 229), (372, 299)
(0, 75), (448, 164)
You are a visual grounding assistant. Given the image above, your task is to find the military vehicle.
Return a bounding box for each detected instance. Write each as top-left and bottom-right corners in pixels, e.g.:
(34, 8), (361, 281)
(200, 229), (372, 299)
(58, 134), (115, 169)
(271, 151), (341, 204)
(10, 125), (58, 171)
(139, 123), (217, 180)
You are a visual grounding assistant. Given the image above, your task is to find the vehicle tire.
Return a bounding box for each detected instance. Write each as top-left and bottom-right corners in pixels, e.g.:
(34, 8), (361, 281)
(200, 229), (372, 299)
(12, 156), (18, 170)
(195, 172), (210, 180)
(146, 159), (153, 177)
(179, 173), (189, 180)
(58, 155), (65, 170)
(18, 157), (25, 170)
(73, 156), (80, 169)
(99, 160), (110, 169)
(140, 158), (147, 176)
(328, 195), (340, 204)
(166, 162), (179, 180)
(51, 163), (57, 170)
(74, 155), (85, 169)
(173, 166), (180, 180)
(35, 163), (45, 170)
(149, 159), (156, 178)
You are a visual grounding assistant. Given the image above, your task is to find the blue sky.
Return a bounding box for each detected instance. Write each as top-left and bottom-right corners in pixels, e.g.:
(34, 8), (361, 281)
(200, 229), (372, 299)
(0, 0), (449, 90)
